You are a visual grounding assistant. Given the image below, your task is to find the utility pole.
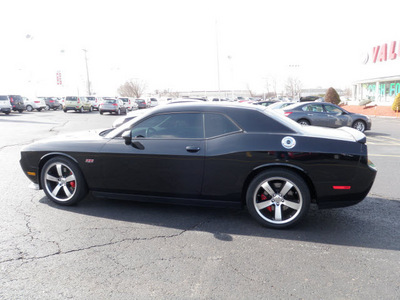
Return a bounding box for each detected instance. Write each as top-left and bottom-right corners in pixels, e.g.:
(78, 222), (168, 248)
(82, 49), (91, 95)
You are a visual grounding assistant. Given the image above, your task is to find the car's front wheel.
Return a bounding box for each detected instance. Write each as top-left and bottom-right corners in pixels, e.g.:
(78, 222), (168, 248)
(352, 120), (366, 132)
(41, 157), (88, 205)
(26, 105), (33, 112)
(246, 169), (310, 228)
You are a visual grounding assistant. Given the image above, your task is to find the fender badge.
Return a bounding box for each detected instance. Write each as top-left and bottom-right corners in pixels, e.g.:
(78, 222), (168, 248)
(85, 159), (94, 163)
(282, 136), (296, 149)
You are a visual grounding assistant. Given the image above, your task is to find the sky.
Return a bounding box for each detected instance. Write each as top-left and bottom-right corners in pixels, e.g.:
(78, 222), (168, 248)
(1, 0), (399, 97)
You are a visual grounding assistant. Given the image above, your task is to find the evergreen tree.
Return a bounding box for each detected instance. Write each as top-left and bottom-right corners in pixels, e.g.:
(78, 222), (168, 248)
(325, 87), (341, 105)
(392, 93), (400, 112)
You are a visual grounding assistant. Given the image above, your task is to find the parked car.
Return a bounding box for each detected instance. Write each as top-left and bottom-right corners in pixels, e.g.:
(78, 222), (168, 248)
(135, 99), (147, 109)
(63, 96), (93, 113)
(23, 96), (46, 112)
(266, 101), (296, 110)
(253, 100), (279, 107)
(112, 109), (148, 128)
(9, 95), (25, 113)
(86, 96), (101, 111)
(118, 97), (134, 111)
(0, 95), (12, 115)
(39, 97), (61, 110)
(20, 103), (377, 229)
(282, 102), (371, 132)
(150, 98), (159, 107)
(99, 98), (127, 115)
(299, 96), (324, 102)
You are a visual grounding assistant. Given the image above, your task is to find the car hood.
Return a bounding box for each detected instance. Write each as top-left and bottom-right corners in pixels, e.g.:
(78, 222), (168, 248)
(22, 128), (111, 152)
(300, 125), (366, 143)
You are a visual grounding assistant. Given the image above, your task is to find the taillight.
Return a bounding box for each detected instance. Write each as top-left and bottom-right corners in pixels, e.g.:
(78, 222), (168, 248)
(49, 100), (54, 103)
(112, 103), (118, 106)
(34, 101), (40, 103)
(77, 98), (80, 103)
(284, 112), (292, 117)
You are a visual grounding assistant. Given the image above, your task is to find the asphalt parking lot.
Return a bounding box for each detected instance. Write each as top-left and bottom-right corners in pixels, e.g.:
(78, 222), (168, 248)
(1, 110), (399, 299)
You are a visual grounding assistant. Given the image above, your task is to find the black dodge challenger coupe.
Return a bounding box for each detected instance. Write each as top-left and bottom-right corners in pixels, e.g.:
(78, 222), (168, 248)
(20, 102), (377, 228)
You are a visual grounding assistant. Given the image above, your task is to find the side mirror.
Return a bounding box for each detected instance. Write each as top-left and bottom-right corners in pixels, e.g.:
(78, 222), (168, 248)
(122, 130), (131, 145)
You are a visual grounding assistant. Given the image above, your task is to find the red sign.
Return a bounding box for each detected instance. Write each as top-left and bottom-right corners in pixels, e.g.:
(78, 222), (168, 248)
(56, 71), (62, 85)
(372, 41), (400, 63)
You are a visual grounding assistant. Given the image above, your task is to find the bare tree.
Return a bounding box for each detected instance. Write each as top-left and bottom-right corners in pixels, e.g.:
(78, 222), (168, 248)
(284, 76), (302, 98)
(118, 79), (147, 98)
(264, 76), (278, 98)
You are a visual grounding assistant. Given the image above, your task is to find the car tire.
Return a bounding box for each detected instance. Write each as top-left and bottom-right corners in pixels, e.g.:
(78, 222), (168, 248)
(89, 106), (93, 112)
(45, 105), (50, 111)
(100, 110), (103, 115)
(79, 107), (84, 113)
(18, 109), (23, 113)
(41, 157), (88, 206)
(26, 105), (33, 112)
(246, 169), (310, 229)
(63, 109), (67, 113)
(5, 112), (10, 115)
(298, 119), (310, 126)
(37, 108), (42, 112)
(117, 108), (121, 115)
(352, 120), (366, 132)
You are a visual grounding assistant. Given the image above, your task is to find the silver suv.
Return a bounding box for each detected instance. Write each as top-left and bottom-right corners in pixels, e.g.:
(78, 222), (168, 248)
(0, 95), (12, 115)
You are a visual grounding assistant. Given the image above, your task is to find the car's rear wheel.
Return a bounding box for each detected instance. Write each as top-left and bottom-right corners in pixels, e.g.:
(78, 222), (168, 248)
(45, 105), (50, 110)
(41, 157), (87, 205)
(298, 119), (310, 126)
(37, 108), (42, 112)
(89, 106), (93, 112)
(117, 108), (121, 115)
(100, 110), (103, 115)
(79, 107), (84, 113)
(246, 169), (310, 228)
(26, 105), (33, 112)
(352, 120), (366, 132)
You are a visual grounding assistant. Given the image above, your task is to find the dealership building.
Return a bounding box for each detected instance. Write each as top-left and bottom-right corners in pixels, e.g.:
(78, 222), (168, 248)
(353, 40), (400, 105)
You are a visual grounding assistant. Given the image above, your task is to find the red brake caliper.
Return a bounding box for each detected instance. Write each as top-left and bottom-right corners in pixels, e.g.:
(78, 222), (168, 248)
(261, 194), (272, 212)
(69, 172), (76, 189)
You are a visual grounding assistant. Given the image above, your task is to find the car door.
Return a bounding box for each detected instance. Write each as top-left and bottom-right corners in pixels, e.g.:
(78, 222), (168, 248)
(301, 103), (327, 126)
(99, 112), (205, 197)
(323, 103), (352, 127)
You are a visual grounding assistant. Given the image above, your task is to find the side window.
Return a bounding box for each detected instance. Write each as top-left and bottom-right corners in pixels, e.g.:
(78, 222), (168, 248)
(324, 105), (342, 114)
(302, 104), (323, 112)
(131, 113), (203, 139)
(205, 113), (241, 138)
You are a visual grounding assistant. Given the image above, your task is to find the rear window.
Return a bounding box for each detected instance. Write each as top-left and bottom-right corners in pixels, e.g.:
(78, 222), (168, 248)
(136, 100), (145, 103)
(87, 97), (95, 101)
(66, 97), (78, 101)
(104, 99), (116, 104)
(0, 96), (8, 100)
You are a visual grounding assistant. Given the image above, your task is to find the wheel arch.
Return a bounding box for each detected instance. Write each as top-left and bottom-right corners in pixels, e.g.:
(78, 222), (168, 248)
(38, 152), (80, 189)
(241, 163), (317, 206)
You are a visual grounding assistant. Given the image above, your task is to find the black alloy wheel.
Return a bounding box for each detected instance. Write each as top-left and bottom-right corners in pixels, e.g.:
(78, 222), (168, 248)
(246, 169), (310, 228)
(41, 157), (88, 205)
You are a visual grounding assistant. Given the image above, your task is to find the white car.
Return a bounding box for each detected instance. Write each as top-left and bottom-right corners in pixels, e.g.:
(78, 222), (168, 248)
(118, 97), (135, 111)
(86, 96), (101, 111)
(23, 96), (46, 112)
(0, 95), (12, 115)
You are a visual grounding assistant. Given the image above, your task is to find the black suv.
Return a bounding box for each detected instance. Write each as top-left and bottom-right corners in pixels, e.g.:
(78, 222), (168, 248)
(9, 95), (25, 113)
